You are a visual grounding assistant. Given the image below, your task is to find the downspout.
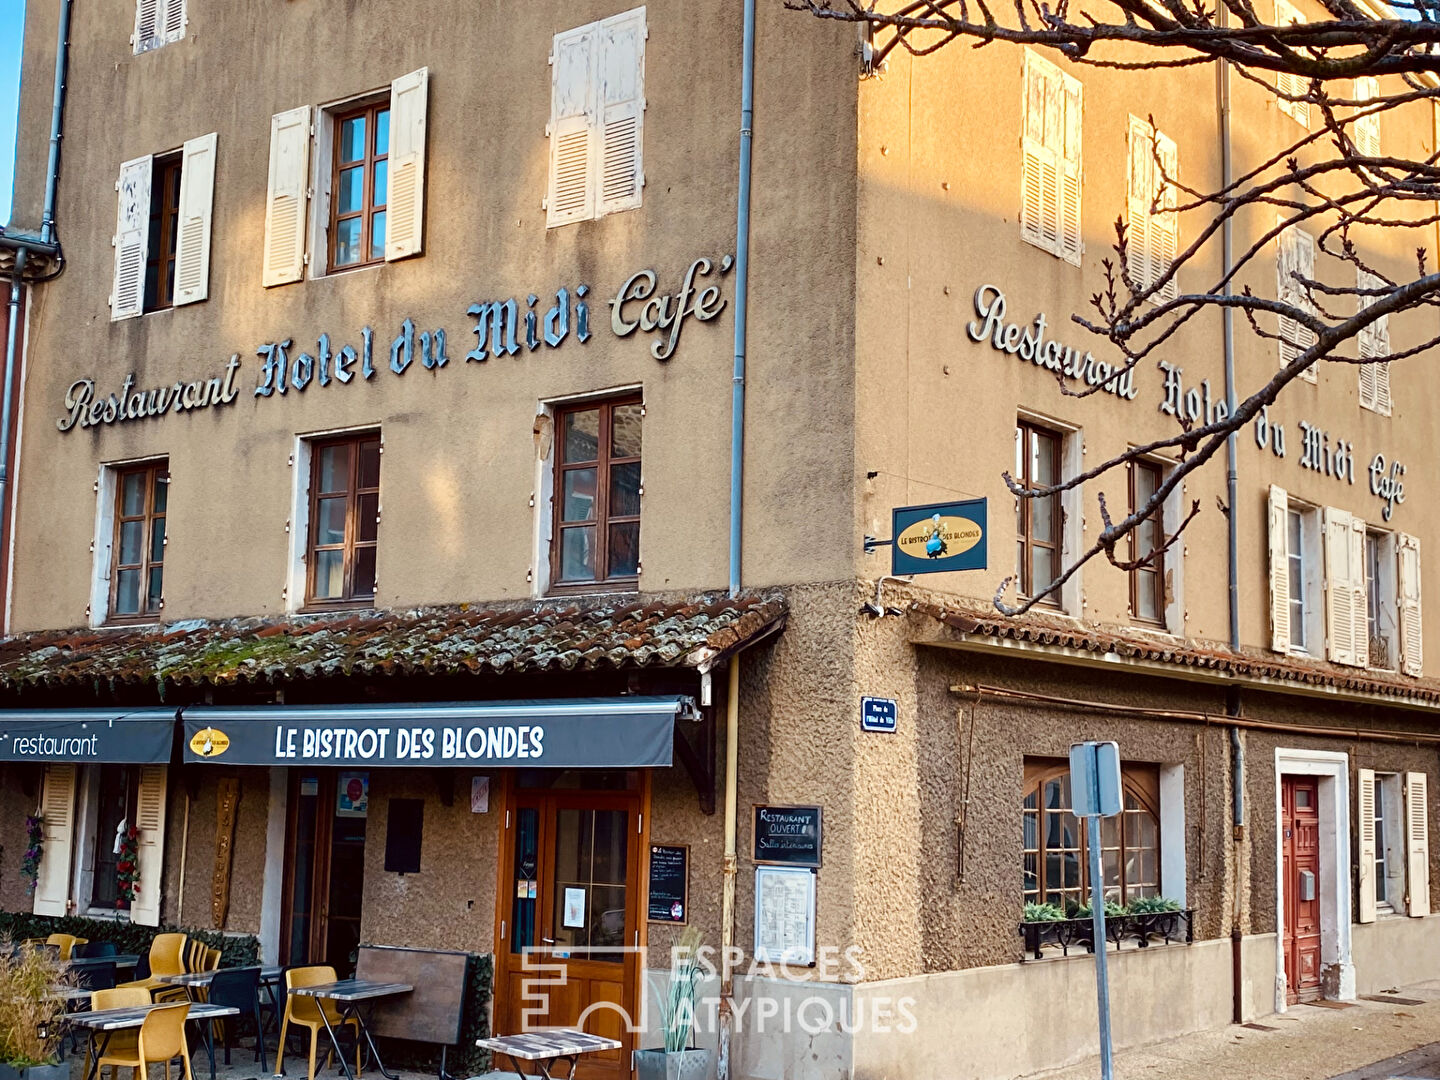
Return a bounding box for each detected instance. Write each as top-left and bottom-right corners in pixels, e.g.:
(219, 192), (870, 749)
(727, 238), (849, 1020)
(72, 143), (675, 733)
(716, 657), (741, 1080)
(41, 0), (74, 246)
(728, 0), (756, 599)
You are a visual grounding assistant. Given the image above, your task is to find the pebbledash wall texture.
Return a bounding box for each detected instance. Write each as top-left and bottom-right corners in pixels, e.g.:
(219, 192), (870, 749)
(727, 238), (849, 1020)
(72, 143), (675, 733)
(3, 0), (1440, 1078)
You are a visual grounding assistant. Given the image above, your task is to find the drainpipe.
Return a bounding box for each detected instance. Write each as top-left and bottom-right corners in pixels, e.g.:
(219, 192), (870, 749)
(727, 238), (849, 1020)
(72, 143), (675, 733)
(0, 246), (26, 609)
(716, 658), (741, 1080)
(41, 0), (74, 246)
(728, 0), (756, 599)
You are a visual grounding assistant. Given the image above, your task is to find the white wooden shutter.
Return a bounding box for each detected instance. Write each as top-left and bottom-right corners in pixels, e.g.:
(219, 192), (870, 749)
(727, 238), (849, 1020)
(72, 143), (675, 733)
(32, 765), (76, 918)
(1275, 0), (1309, 127)
(1126, 116), (1154, 293)
(161, 0), (185, 42)
(1357, 269), (1391, 415)
(1324, 507), (1360, 667)
(262, 106), (311, 287)
(596, 9), (645, 216)
(130, 765), (168, 927)
(386, 68), (428, 261)
(1399, 532), (1423, 676)
(1058, 71), (1083, 266)
(547, 23), (597, 227)
(1406, 771), (1430, 917)
(111, 155), (152, 321)
(1358, 768), (1377, 923)
(1021, 52), (1060, 254)
(1350, 515), (1368, 664)
(1269, 485), (1291, 653)
(173, 132), (216, 307)
(132, 0), (159, 52)
(1278, 224), (1317, 380)
(1354, 77), (1380, 159)
(1153, 133), (1179, 301)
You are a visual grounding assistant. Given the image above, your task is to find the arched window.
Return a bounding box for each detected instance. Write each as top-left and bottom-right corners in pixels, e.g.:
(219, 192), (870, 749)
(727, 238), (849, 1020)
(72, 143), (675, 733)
(1023, 760), (1160, 910)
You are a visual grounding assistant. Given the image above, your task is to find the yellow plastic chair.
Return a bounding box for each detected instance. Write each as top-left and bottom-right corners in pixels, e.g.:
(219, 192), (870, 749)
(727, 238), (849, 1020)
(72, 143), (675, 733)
(85, 987), (152, 1078)
(277, 966), (360, 1080)
(46, 933), (87, 960)
(96, 1001), (193, 1080)
(119, 933), (187, 1000)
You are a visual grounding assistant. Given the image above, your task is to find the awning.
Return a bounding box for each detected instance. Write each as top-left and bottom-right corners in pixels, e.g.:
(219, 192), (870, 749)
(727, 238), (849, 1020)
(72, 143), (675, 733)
(181, 696), (697, 768)
(0, 709), (176, 763)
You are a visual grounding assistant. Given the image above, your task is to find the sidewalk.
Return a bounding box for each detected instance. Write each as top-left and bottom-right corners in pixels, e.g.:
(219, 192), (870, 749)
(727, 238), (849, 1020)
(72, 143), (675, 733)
(1030, 982), (1440, 1080)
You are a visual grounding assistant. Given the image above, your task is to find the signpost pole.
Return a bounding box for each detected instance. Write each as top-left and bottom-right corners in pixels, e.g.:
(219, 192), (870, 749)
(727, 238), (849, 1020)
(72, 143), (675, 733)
(1085, 810), (1115, 1080)
(1070, 740), (1120, 1080)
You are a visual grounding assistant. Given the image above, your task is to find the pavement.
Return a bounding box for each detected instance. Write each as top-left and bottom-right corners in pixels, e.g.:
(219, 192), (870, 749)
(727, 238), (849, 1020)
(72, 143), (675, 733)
(1031, 981), (1440, 1080)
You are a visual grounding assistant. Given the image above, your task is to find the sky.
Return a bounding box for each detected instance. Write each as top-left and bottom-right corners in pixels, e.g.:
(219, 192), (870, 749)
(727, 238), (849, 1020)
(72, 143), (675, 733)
(0, 0), (24, 226)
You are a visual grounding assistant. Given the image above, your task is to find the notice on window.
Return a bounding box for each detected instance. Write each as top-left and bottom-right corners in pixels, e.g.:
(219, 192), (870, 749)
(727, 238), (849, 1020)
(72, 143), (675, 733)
(563, 887), (587, 929)
(754, 867), (815, 966)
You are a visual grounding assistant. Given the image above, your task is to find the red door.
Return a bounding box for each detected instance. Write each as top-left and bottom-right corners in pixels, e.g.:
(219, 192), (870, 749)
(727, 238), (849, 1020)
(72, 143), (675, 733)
(1282, 776), (1323, 1003)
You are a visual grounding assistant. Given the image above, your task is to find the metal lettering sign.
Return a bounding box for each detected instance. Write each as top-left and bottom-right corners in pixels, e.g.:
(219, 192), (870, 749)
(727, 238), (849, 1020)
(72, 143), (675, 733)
(860, 697), (897, 733)
(891, 499), (988, 576)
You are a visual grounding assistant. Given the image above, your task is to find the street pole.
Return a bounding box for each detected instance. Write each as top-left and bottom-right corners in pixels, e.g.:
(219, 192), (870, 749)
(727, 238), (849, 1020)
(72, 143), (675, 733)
(1086, 808), (1115, 1080)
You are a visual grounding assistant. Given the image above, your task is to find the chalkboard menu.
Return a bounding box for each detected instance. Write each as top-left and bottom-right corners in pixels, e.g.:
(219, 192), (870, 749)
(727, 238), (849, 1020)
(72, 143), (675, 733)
(753, 805), (822, 867)
(647, 844), (689, 923)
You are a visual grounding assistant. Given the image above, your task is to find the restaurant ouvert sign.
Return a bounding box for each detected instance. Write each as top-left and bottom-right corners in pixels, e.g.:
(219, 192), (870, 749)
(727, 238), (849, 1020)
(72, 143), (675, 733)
(55, 255), (732, 432)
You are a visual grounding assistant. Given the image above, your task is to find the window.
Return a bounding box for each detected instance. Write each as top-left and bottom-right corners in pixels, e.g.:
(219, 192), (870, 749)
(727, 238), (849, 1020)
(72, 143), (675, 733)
(1126, 117), (1178, 301)
(1275, 0), (1309, 127)
(551, 398), (642, 589)
(1015, 420), (1063, 604)
(1277, 223), (1318, 381)
(1023, 761), (1160, 910)
(1021, 51), (1082, 264)
(1354, 77), (1381, 159)
(546, 8), (647, 228)
(1129, 458), (1166, 626)
(89, 766), (137, 911)
(305, 435), (380, 606)
(109, 461), (167, 622)
(1366, 530), (1398, 668)
(1360, 769), (1431, 921)
(1288, 508), (1307, 649)
(262, 69), (428, 287)
(1357, 268), (1392, 415)
(1268, 487), (1322, 655)
(133, 0), (185, 54)
(330, 102), (390, 271)
(111, 133), (216, 321)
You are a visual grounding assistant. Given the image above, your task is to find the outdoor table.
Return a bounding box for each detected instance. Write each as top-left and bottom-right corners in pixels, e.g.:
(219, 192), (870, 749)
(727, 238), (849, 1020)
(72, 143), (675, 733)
(66, 954), (139, 971)
(69, 1001), (238, 1080)
(283, 979), (412, 1080)
(476, 1031), (623, 1080)
(161, 965), (286, 1026)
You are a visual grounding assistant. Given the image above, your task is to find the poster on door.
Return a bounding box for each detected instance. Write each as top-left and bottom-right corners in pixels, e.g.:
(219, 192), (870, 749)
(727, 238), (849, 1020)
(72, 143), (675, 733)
(563, 887), (587, 928)
(336, 772), (369, 818)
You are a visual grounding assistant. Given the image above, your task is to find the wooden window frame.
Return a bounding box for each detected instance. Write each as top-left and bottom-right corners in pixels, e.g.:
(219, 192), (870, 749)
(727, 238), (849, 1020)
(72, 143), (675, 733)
(328, 100), (390, 273)
(143, 154), (182, 313)
(549, 396), (642, 593)
(304, 434), (380, 609)
(1128, 458), (1167, 627)
(1023, 759), (1162, 910)
(108, 461), (167, 624)
(1015, 420), (1063, 605)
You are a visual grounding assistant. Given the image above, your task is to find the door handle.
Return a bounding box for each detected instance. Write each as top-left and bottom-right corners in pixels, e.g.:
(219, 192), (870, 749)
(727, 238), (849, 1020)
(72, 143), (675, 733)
(541, 937), (557, 944)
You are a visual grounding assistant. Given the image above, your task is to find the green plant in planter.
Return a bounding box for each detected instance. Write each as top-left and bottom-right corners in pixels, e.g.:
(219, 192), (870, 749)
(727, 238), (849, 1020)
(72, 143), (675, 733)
(1126, 896), (1182, 915)
(1069, 899), (1126, 920)
(1022, 902), (1066, 923)
(0, 940), (67, 1077)
(635, 927), (711, 1080)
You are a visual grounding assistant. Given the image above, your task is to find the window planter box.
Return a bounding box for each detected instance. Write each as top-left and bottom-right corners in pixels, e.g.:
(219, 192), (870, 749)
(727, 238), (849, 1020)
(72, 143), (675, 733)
(1019, 909), (1194, 960)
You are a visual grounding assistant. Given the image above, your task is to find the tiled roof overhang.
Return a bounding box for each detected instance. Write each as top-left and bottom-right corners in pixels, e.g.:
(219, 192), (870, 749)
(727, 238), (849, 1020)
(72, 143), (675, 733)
(911, 598), (1440, 712)
(0, 592), (787, 691)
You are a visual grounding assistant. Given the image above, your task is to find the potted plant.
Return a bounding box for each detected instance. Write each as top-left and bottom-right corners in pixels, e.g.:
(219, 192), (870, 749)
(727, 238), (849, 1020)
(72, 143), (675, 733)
(0, 941), (67, 1080)
(635, 927), (711, 1080)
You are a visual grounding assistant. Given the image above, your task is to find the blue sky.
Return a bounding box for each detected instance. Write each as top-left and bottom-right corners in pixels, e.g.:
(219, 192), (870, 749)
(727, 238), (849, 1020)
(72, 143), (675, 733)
(0, 1), (24, 225)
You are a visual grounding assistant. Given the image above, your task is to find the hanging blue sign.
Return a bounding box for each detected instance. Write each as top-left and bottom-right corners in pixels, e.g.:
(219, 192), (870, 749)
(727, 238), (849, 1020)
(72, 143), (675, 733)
(860, 697), (897, 733)
(891, 498), (988, 575)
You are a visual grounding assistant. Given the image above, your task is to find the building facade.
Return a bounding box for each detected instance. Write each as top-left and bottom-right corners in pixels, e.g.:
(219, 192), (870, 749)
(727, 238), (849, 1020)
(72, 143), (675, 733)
(1, 0), (1438, 1078)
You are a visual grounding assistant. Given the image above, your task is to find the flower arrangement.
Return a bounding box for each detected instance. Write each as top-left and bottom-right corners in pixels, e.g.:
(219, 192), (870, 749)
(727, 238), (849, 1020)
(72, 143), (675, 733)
(115, 826), (140, 909)
(20, 818), (42, 896)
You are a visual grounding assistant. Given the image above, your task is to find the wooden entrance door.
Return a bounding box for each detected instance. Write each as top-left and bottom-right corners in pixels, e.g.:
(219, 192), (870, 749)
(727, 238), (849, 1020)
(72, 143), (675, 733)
(281, 771), (369, 974)
(1282, 776), (1323, 1004)
(496, 784), (641, 1080)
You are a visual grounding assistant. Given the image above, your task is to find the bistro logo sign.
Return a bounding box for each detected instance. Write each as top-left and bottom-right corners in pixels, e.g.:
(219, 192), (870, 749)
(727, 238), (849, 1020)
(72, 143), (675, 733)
(57, 255), (732, 433)
(896, 513), (983, 561)
(188, 727), (230, 758)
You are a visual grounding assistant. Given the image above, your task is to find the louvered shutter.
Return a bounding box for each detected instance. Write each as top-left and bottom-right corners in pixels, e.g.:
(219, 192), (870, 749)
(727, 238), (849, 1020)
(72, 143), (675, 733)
(162, 0), (185, 42)
(262, 106), (311, 288)
(547, 24), (597, 227)
(1357, 269), (1391, 415)
(1058, 72), (1083, 266)
(1350, 515), (1369, 664)
(111, 155), (152, 321)
(1021, 53), (1060, 253)
(130, 765), (168, 927)
(1324, 507), (1359, 666)
(32, 765), (76, 917)
(132, 0), (159, 52)
(1278, 225), (1317, 379)
(1153, 133), (1179, 301)
(596, 9), (645, 216)
(1269, 485), (1291, 653)
(385, 68), (428, 261)
(1358, 768), (1377, 923)
(1406, 771), (1430, 917)
(1355, 77), (1380, 159)
(173, 132), (215, 307)
(1399, 532), (1423, 676)
(1275, 0), (1309, 127)
(1126, 117), (1153, 292)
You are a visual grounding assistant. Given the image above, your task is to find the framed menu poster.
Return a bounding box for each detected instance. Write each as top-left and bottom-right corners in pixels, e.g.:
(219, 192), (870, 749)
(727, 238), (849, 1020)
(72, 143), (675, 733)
(753, 866), (816, 966)
(647, 844), (689, 924)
